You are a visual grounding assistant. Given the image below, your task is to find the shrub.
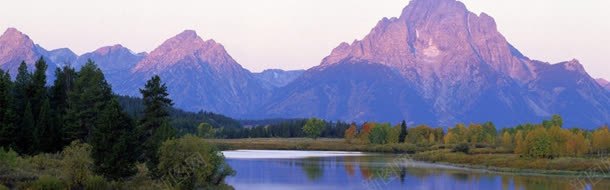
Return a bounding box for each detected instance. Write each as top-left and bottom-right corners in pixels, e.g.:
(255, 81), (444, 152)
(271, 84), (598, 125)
(369, 123), (390, 144)
(29, 175), (65, 190)
(157, 135), (235, 189)
(452, 143), (470, 154)
(61, 141), (93, 188)
(84, 175), (109, 190)
(0, 148), (18, 168)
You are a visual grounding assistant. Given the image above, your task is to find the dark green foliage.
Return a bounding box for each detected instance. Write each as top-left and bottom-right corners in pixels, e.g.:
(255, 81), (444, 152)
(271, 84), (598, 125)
(20, 102), (35, 153)
(90, 99), (138, 180)
(139, 75), (172, 134)
(34, 98), (58, 153)
(399, 120), (407, 143)
(369, 123), (390, 144)
(0, 70), (16, 148)
(452, 143), (470, 154)
(303, 118), (325, 139)
(144, 120), (176, 175)
(50, 66), (77, 147)
(30, 57), (47, 120)
(116, 95), (243, 135)
(216, 119), (350, 139)
(138, 75), (175, 173)
(197, 123), (214, 138)
(64, 60), (113, 142)
(13, 61), (31, 119)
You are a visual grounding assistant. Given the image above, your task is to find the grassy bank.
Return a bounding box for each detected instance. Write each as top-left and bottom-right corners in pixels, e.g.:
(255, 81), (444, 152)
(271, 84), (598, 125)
(207, 138), (427, 153)
(413, 149), (610, 177)
(209, 138), (610, 177)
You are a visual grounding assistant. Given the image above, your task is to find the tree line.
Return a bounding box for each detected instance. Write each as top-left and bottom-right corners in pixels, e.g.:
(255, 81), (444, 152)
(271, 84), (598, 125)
(214, 119), (351, 139)
(335, 115), (609, 158)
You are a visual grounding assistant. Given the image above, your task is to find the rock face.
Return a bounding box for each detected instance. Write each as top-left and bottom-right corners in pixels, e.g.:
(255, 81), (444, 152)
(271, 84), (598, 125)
(121, 30), (268, 115)
(597, 78), (610, 91)
(263, 0), (610, 127)
(77, 44), (145, 87)
(253, 69), (305, 88)
(0, 28), (78, 82)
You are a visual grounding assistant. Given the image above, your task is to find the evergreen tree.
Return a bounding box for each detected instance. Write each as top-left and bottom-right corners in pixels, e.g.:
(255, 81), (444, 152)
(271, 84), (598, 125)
(13, 61), (31, 117)
(35, 98), (56, 153)
(64, 60), (113, 142)
(399, 120), (407, 143)
(138, 75), (174, 173)
(50, 66), (77, 147)
(0, 70), (16, 148)
(20, 102), (35, 153)
(30, 57), (48, 120)
(90, 99), (138, 180)
(139, 75), (173, 134)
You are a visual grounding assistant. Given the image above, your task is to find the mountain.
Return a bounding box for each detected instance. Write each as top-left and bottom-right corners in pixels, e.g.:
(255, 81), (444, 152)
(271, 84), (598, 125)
(597, 78), (610, 91)
(117, 30), (268, 116)
(253, 69), (305, 88)
(259, 61), (435, 122)
(1, 0), (608, 128)
(77, 44), (145, 86)
(262, 0), (610, 127)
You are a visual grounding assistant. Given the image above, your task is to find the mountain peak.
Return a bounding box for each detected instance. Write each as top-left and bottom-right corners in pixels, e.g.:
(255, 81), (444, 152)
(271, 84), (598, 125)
(0, 27), (35, 48)
(133, 30), (236, 72)
(1, 28), (29, 40)
(559, 59), (586, 74)
(93, 44), (133, 55)
(0, 27), (41, 72)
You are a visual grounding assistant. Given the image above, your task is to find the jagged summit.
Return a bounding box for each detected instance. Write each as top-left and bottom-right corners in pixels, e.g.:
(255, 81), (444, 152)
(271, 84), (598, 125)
(133, 30), (235, 73)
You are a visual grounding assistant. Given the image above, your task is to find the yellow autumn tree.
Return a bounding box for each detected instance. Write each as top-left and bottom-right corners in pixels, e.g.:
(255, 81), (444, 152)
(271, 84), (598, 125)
(565, 131), (588, 157)
(514, 130), (526, 155)
(428, 133), (436, 144)
(591, 126), (610, 154)
(344, 124), (358, 143)
(501, 131), (513, 150)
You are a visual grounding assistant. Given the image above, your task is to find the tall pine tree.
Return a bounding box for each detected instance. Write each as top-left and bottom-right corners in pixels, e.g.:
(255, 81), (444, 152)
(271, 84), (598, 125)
(30, 57), (48, 120)
(138, 75), (174, 173)
(399, 120), (408, 143)
(0, 70), (16, 148)
(50, 66), (77, 147)
(13, 62), (34, 153)
(64, 60), (113, 142)
(20, 102), (35, 153)
(35, 98), (57, 153)
(91, 99), (138, 180)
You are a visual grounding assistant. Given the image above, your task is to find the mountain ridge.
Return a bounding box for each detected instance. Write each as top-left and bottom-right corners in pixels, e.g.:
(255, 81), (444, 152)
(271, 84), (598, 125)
(0, 0), (608, 127)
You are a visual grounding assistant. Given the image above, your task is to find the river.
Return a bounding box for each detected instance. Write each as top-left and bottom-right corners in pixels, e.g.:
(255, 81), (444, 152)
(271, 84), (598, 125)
(222, 150), (610, 190)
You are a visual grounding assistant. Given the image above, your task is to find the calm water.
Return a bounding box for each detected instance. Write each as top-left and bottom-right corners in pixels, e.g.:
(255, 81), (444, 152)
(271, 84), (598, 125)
(223, 150), (610, 190)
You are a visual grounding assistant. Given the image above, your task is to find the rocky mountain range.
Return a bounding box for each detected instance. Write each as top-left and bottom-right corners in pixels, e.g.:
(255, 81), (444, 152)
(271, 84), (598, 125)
(0, 0), (608, 128)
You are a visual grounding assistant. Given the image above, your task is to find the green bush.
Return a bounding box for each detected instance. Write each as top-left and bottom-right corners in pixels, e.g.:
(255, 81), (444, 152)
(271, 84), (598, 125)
(84, 175), (110, 190)
(29, 175), (65, 190)
(452, 143), (470, 154)
(0, 184), (7, 190)
(0, 148), (19, 168)
(157, 135), (235, 189)
(61, 141), (93, 188)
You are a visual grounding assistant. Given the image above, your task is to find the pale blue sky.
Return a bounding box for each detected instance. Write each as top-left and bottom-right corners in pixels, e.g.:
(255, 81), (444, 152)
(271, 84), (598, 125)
(0, 0), (609, 79)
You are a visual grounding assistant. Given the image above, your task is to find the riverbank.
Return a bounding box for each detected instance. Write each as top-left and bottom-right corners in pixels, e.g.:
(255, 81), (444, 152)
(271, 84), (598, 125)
(412, 150), (610, 177)
(208, 138), (610, 177)
(207, 138), (425, 153)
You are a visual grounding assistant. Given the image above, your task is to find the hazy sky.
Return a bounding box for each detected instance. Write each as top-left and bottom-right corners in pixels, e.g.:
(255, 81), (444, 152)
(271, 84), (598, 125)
(1, 0), (609, 79)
